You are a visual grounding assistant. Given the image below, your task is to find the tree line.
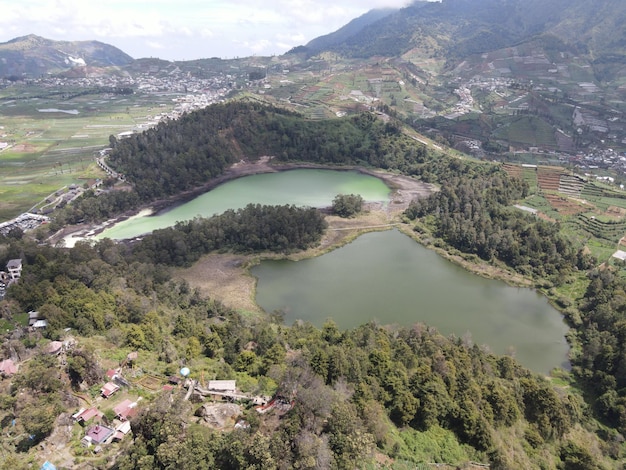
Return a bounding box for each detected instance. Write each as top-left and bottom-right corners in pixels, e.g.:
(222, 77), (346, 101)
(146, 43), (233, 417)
(132, 204), (328, 266)
(105, 101), (430, 203)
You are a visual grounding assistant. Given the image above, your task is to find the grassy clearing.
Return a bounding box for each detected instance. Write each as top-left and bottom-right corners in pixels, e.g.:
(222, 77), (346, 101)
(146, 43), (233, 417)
(553, 273), (590, 303)
(0, 311), (28, 332)
(174, 209), (398, 314)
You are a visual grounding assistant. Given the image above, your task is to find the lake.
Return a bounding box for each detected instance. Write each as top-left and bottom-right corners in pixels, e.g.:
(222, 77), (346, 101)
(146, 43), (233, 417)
(96, 169), (391, 240)
(96, 167), (569, 374)
(252, 229), (570, 374)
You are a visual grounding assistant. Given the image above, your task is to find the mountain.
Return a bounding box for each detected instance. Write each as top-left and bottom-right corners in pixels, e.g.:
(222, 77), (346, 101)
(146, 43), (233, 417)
(0, 34), (134, 78)
(300, 0), (626, 81)
(301, 8), (398, 55)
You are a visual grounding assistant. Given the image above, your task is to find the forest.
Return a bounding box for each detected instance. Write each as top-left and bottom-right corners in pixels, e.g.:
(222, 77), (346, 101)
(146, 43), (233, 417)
(0, 234), (614, 468)
(404, 173), (594, 282)
(1, 100), (626, 467)
(106, 101), (427, 202)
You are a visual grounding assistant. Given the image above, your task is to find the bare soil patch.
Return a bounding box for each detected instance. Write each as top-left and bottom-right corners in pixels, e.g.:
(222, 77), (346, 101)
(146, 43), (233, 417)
(11, 143), (37, 152)
(607, 205), (626, 217)
(545, 193), (587, 215)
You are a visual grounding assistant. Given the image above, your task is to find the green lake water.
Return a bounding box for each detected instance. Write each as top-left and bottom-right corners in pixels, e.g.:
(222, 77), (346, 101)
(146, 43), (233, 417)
(96, 169), (391, 240)
(252, 229), (570, 374)
(96, 168), (569, 374)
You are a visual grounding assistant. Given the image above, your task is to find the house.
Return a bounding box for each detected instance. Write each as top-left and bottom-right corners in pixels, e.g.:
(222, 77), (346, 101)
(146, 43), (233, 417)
(207, 380), (237, 393)
(113, 420), (132, 441)
(6, 259), (22, 280)
(113, 399), (138, 421)
(28, 311), (40, 327)
(83, 425), (114, 445)
(101, 382), (120, 398)
(32, 320), (48, 329)
(0, 358), (18, 377)
(73, 407), (103, 425)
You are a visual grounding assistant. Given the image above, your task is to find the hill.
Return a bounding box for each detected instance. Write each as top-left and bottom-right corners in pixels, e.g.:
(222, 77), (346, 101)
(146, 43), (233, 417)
(299, 0), (626, 81)
(0, 34), (134, 78)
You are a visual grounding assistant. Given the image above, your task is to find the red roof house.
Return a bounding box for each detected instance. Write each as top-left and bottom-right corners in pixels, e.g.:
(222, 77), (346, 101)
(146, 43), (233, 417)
(85, 425), (114, 445)
(73, 407), (103, 424)
(113, 399), (138, 421)
(100, 382), (120, 398)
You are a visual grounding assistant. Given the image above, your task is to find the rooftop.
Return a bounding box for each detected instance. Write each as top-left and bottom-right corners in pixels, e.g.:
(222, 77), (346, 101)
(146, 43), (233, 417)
(208, 380), (237, 392)
(85, 425), (114, 444)
(101, 382), (120, 398)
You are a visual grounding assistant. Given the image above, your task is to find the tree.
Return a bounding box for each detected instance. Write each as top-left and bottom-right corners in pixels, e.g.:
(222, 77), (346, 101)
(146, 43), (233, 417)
(19, 395), (62, 443)
(332, 194), (364, 218)
(67, 347), (103, 387)
(325, 401), (375, 468)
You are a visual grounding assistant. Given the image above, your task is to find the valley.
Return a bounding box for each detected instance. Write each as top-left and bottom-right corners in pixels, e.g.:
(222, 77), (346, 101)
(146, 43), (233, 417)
(3, 0), (626, 468)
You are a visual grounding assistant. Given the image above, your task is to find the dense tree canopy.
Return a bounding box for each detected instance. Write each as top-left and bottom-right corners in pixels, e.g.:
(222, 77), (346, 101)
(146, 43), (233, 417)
(332, 193), (364, 218)
(132, 204), (328, 266)
(405, 170), (594, 283)
(105, 101), (430, 203)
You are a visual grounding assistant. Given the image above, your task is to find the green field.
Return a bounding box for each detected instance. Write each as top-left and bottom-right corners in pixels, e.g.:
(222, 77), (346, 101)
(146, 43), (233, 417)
(0, 87), (178, 221)
(493, 115), (556, 147)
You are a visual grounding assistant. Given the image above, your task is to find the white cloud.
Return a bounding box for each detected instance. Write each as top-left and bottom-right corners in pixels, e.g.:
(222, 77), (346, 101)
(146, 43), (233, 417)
(0, 0), (413, 60)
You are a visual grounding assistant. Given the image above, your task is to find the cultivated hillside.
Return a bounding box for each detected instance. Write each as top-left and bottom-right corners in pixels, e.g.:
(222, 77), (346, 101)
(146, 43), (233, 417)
(300, 0), (626, 81)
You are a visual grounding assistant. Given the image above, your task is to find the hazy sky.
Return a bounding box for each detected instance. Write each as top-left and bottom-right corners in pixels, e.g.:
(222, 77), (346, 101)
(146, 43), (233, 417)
(0, 0), (411, 61)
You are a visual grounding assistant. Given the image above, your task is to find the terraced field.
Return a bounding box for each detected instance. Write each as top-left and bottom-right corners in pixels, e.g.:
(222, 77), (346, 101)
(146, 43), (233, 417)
(577, 213), (626, 242)
(536, 166), (564, 191)
(504, 163), (626, 262)
(0, 89), (177, 221)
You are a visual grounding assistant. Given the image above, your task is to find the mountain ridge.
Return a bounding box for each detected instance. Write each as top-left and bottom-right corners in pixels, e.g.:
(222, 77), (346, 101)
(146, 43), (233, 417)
(297, 0), (626, 82)
(0, 34), (134, 78)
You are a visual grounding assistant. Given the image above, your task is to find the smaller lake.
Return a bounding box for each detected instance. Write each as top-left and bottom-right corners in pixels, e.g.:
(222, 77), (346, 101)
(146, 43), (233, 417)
(252, 229), (570, 374)
(96, 169), (390, 240)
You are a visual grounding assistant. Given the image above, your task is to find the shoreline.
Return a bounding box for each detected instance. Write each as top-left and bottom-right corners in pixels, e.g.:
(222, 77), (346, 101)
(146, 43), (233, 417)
(52, 158), (436, 245)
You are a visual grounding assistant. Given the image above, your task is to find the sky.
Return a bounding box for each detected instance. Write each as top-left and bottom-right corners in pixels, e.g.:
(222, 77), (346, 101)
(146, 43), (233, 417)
(0, 0), (412, 61)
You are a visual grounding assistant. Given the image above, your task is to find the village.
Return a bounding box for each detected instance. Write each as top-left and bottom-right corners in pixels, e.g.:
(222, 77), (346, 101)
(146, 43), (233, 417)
(0, 257), (293, 469)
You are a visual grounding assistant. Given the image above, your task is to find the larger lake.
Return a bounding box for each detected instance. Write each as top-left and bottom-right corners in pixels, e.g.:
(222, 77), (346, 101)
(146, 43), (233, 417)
(96, 169), (391, 240)
(252, 229), (569, 374)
